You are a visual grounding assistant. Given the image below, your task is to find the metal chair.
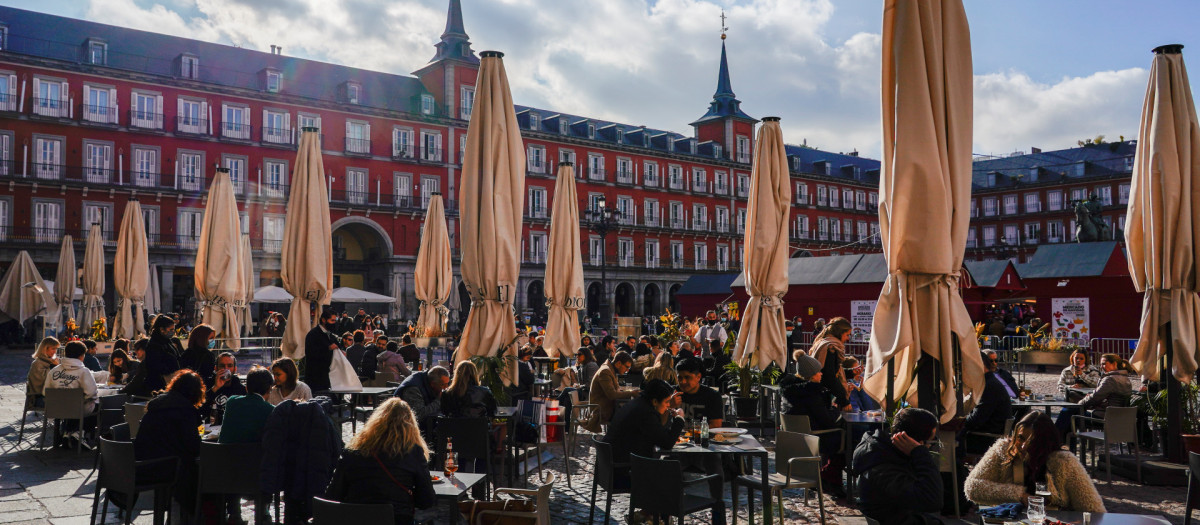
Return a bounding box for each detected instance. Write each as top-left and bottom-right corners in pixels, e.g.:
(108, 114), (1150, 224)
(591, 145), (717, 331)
(124, 402), (147, 439)
(1184, 451), (1198, 525)
(732, 430), (825, 524)
(90, 436), (178, 525)
(780, 414), (845, 453)
(310, 497), (393, 525)
(630, 454), (722, 524)
(1073, 406), (1140, 483)
(588, 436), (630, 525)
(99, 393), (128, 410)
(43, 388), (88, 452)
(18, 387), (45, 445)
(91, 409), (127, 471)
(540, 390), (597, 489)
(435, 417), (493, 499)
(936, 429), (961, 517)
(194, 442), (267, 524)
(474, 472), (556, 525)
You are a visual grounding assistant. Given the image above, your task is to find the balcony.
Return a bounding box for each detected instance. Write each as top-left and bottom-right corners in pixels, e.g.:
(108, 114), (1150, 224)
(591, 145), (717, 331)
(737, 185), (750, 198)
(736, 153), (752, 164)
(421, 147), (443, 163)
(263, 239), (282, 253)
(644, 176), (659, 188)
(0, 93), (17, 112)
(176, 116), (209, 135)
(644, 215), (661, 228)
(82, 104), (118, 125)
(716, 221), (729, 233)
(527, 206), (547, 220)
(692, 219), (710, 232)
(345, 137), (371, 156)
(220, 122), (253, 141)
(129, 110), (164, 130)
(669, 218), (685, 230)
(262, 126), (296, 147)
(588, 168), (607, 182)
(668, 178), (684, 190)
(525, 250), (546, 265)
(616, 170), (634, 184)
(32, 98), (68, 118)
(392, 145), (416, 161)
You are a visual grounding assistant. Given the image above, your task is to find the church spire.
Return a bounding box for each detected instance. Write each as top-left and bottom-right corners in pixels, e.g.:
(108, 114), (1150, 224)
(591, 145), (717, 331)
(690, 10), (754, 127)
(714, 40), (735, 99)
(442, 0), (468, 40)
(428, 0), (477, 64)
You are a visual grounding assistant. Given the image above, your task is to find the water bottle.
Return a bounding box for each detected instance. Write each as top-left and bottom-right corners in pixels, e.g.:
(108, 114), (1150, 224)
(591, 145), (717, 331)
(700, 417), (710, 447)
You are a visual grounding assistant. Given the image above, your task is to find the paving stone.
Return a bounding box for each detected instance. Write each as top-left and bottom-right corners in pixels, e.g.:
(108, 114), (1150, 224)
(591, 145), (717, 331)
(0, 510), (47, 524)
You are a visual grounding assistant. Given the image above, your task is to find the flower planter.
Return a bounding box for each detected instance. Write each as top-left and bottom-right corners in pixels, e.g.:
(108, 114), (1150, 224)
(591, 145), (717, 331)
(95, 341), (115, 355)
(1017, 350), (1070, 366)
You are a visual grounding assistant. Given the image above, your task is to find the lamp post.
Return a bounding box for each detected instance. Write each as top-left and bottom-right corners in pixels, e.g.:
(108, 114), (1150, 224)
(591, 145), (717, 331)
(585, 195), (619, 328)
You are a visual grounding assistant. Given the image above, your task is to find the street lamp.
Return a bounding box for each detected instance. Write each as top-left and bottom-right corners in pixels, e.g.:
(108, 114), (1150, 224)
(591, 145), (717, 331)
(584, 194), (619, 328)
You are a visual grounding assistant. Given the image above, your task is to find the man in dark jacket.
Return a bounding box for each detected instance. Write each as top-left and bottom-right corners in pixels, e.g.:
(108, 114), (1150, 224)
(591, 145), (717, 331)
(852, 407), (944, 525)
(397, 335), (420, 367)
(394, 367), (450, 435)
(202, 352), (247, 424)
(344, 331), (369, 377)
(961, 351), (1015, 453)
(304, 310), (340, 393)
(142, 317), (181, 393)
(983, 350), (1020, 396)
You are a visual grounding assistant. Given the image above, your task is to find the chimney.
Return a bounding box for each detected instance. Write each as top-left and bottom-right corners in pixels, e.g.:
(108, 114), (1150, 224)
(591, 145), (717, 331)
(1031, 147), (1042, 154)
(269, 45), (276, 54)
(849, 149), (859, 157)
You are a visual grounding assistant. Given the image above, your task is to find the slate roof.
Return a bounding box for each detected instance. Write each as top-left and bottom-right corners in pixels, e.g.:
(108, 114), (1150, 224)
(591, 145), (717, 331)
(964, 260), (1015, 288)
(785, 145), (882, 183)
(676, 273), (740, 296)
(971, 142), (1137, 190)
(731, 253), (887, 288)
(1015, 241), (1121, 278)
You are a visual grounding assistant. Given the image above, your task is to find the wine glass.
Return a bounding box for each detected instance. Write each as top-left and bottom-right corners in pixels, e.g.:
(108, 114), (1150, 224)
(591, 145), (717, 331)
(1026, 495), (1045, 523)
(443, 452), (459, 479)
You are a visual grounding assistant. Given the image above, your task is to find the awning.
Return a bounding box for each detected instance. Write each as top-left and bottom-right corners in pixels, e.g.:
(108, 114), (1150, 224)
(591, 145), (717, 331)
(253, 285), (294, 304)
(331, 287), (397, 304)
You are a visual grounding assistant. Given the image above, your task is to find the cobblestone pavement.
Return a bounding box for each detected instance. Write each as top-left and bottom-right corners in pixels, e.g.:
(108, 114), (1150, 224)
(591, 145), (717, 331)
(0, 348), (1189, 524)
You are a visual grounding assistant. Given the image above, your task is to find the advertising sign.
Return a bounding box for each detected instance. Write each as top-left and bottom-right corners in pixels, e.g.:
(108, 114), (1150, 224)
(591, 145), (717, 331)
(1050, 297), (1090, 342)
(850, 300), (877, 342)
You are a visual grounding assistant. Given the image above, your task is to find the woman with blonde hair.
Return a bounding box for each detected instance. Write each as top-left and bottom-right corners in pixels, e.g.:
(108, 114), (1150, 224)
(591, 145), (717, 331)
(643, 352), (677, 385)
(441, 360), (496, 418)
(26, 337), (60, 409)
(325, 398), (437, 524)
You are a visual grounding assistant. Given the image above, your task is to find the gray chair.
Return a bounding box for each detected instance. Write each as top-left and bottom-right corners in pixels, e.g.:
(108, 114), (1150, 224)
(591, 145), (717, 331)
(43, 388), (88, 452)
(311, 497), (392, 525)
(474, 472), (556, 525)
(780, 414), (845, 453)
(90, 436), (178, 525)
(124, 402), (147, 439)
(1073, 406), (1140, 483)
(18, 387), (46, 445)
(630, 454), (722, 525)
(195, 442), (267, 524)
(733, 430), (825, 524)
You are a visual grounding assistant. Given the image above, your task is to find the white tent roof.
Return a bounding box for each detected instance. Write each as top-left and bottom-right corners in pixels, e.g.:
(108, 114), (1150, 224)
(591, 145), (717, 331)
(331, 287), (396, 304)
(253, 285), (294, 304)
(43, 281), (85, 300)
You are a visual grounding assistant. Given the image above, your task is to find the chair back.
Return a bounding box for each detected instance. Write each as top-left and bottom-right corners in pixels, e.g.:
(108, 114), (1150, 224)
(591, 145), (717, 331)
(377, 371), (398, 384)
(525, 471), (556, 525)
(591, 436), (625, 492)
(776, 430), (820, 481)
(44, 388), (87, 420)
(97, 408), (124, 438)
(97, 437), (140, 493)
(1103, 407), (1138, 443)
(99, 393), (128, 410)
(936, 429), (958, 473)
(630, 454), (683, 516)
(435, 417), (491, 471)
(1001, 417), (1015, 436)
(197, 442), (264, 496)
(125, 402), (147, 438)
(1189, 451), (1200, 484)
(311, 497), (393, 524)
(780, 414), (813, 434)
(108, 422), (131, 442)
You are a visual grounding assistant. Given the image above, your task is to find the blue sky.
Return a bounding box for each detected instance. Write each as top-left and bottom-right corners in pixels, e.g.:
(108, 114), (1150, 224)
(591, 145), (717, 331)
(4, 0), (1195, 158)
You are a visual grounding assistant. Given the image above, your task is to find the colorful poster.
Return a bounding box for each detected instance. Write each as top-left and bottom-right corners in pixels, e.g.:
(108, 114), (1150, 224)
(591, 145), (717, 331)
(1050, 298), (1090, 342)
(850, 300), (877, 342)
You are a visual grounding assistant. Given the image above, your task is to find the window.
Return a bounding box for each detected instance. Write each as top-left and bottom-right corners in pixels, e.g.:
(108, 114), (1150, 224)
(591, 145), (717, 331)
(870, 222), (880, 243)
(559, 119), (569, 135)
(527, 145), (545, 174)
(818, 217), (829, 240)
(263, 70), (282, 93)
(643, 161), (659, 187)
(34, 137), (62, 179)
(869, 192), (878, 209)
(829, 187), (840, 207)
(177, 151), (203, 191)
(529, 113), (540, 130)
(0, 25), (8, 51)
(831, 220), (841, 241)
(737, 174), (750, 197)
(669, 202), (684, 229)
(671, 242), (684, 269)
(1024, 193), (1041, 213)
(843, 189), (854, 209)
(983, 226), (996, 247)
(817, 185), (828, 206)
(616, 158), (633, 183)
(264, 159), (287, 198)
(1047, 191), (1063, 211)
(716, 245), (729, 271)
(421, 95), (435, 115)
(1003, 194), (1018, 215)
(970, 199), (977, 217)
(33, 201), (63, 243)
(180, 55), (199, 79)
(221, 104), (250, 140)
(392, 127), (414, 159)
(262, 109), (291, 144)
(587, 123), (596, 139)
(668, 165), (683, 189)
(617, 238), (634, 267)
(645, 240), (659, 268)
(178, 209), (203, 248)
(559, 148), (575, 166)
(347, 83), (361, 104)
(1003, 224), (1019, 245)
(588, 154), (605, 181)
(421, 131), (442, 161)
(1096, 186), (1112, 206)
(33, 77), (67, 118)
(346, 121), (370, 154)
(856, 191), (866, 210)
(298, 112), (321, 131)
(616, 196), (634, 225)
(83, 141), (112, 183)
(345, 169), (368, 204)
(528, 187), (547, 218)
(983, 197), (998, 216)
(529, 233), (548, 264)
(83, 84), (116, 124)
(130, 91), (163, 129)
(83, 203), (112, 238)
(967, 228), (976, 248)
(141, 206), (159, 245)
(263, 216), (285, 253)
(0, 132), (10, 175)
(1025, 222), (1041, 245)
(1071, 187), (1088, 203)
(692, 204), (708, 231)
(796, 215), (810, 239)
(691, 168), (706, 192)
(88, 41), (107, 65)
(590, 236), (604, 266)
(714, 171), (728, 194)
(693, 243), (708, 270)
(1119, 183), (1130, 205)
(460, 86), (474, 119)
(1047, 220), (1063, 243)
(224, 156), (247, 194)
(421, 177), (440, 208)
(715, 207), (729, 233)
(394, 173), (413, 207)
(858, 220), (868, 240)
(0, 73), (15, 112)
(178, 98), (207, 134)
(736, 135), (751, 163)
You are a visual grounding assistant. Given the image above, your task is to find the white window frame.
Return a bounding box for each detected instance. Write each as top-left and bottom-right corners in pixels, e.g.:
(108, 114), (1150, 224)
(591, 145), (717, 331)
(177, 97), (207, 134)
(263, 215), (285, 253)
(266, 70), (282, 92)
(616, 157), (633, 183)
(527, 145), (546, 174)
(82, 84), (117, 124)
(346, 120), (371, 155)
(983, 226), (996, 247)
(1003, 194), (1018, 215)
(1024, 192), (1041, 213)
(460, 86), (475, 120)
(263, 159), (288, 199)
(130, 90), (164, 129)
(420, 176), (440, 208)
(394, 173), (413, 207)
(177, 150), (204, 191)
(643, 161), (659, 187)
(223, 155), (247, 194)
(178, 208), (204, 248)
(262, 108), (291, 145)
(528, 187), (547, 218)
(83, 140), (112, 184)
(693, 243), (708, 270)
(33, 200), (64, 243)
(180, 55), (199, 79)
(345, 168), (368, 205)
(668, 164), (683, 189)
(420, 130), (442, 162)
(392, 127), (415, 159)
(132, 146), (159, 188)
(588, 153), (605, 181)
(221, 104), (251, 140)
(645, 239), (659, 269)
(983, 197), (998, 216)
(1047, 191), (1063, 211)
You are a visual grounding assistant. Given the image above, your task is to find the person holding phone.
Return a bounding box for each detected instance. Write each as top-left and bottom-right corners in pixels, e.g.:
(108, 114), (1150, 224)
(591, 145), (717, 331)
(852, 407), (945, 525)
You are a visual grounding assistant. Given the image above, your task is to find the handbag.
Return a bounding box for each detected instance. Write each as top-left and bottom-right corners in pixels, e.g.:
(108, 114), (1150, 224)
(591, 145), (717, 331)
(456, 499), (536, 525)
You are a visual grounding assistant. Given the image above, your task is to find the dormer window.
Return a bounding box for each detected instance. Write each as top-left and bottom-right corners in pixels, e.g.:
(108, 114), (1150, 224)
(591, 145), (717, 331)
(179, 54), (199, 79)
(529, 113), (540, 131)
(616, 129), (624, 143)
(643, 134), (650, 147)
(86, 39), (107, 65)
(421, 95), (435, 115)
(714, 144), (722, 158)
(559, 119), (568, 135)
(587, 123), (596, 139)
(265, 70), (282, 93)
(667, 137), (676, 150)
(690, 141), (697, 154)
(0, 25), (9, 51)
(347, 82), (361, 104)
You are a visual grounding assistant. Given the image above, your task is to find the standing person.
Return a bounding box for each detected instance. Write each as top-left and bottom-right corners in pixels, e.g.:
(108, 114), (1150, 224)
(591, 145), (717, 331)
(1055, 353), (1133, 440)
(440, 360), (496, 419)
(26, 337), (59, 411)
(809, 317), (853, 412)
(304, 310), (340, 393)
(134, 370), (205, 521)
(788, 317), (807, 355)
(852, 407), (944, 525)
(965, 412), (1104, 513)
(811, 318), (826, 338)
(581, 351), (638, 433)
(674, 358), (723, 427)
(324, 398), (437, 525)
(266, 358), (313, 405)
(143, 316), (181, 393)
(694, 310), (728, 357)
(393, 366), (451, 436)
(202, 352), (246, 424)
(344, 331), (369, 377)
(81, 339), (104, 372)
(179, 324), (217, 384)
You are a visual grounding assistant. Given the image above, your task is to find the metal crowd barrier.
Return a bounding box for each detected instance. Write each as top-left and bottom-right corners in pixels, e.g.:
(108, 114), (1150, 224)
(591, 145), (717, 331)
(210, 336), (282, 369)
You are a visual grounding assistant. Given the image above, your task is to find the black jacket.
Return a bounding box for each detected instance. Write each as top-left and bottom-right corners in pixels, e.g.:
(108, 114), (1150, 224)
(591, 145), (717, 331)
(441, 385), (497, 419)
(260, 399), (343, 498)
(202, 374), (247, 424)
(779, 374), (842, 453)
(134, 390), (203, 510)
(305, 325), (336, 392)
(995, 368), (1019, 395)
(398, 344), (421, 366)
(142, 332), (181, 392)
(344, 344), (368, 376)
(179, 344), (215, 384)
(964, 372), (1014, 435)
(360, 344), (382, 378)
(852, 429), (944, 525)
(602, 397), (685, 464)
(395, 371), (442, 433)
(325, 448), (436, 525)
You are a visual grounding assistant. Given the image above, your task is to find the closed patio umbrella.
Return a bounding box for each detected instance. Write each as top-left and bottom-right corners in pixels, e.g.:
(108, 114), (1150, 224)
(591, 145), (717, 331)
(0, 251), (56, 328)
(147, 264), (161, 314)
(415, 193), (453, 336)
(455, 51), (525, 384)
(542, 162), (585, 358)
(80, 223), (105, 330)
(280, 128), (333, 359)
(863, 0), (985, 422)
(1124, 44), (1200, 462)
(194, 168), (246, 349)
(241, 234), (255, 337)
(112, 200), (149, 340)
(732, 117), (791, 370)
(54, 234), (76, 328)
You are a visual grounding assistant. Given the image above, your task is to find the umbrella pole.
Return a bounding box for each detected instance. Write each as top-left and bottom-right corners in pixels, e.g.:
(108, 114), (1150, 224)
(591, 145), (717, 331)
(1164, 322), (1183, 462)
(886, 360), (896, 418)
(953, 334), (963, 417)
(917, 353), (938, 418)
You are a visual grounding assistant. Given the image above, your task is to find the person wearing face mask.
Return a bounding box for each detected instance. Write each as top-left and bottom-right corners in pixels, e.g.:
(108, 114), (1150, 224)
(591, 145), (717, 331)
(808, 317), (854, 412)
(179, 324), (218, 384)
(694, 310), (728, 358)
(304, 310), (341, 393)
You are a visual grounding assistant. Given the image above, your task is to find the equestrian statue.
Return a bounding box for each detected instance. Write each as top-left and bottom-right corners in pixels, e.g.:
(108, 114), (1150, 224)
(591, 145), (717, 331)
(1074, 193), (1111, 242)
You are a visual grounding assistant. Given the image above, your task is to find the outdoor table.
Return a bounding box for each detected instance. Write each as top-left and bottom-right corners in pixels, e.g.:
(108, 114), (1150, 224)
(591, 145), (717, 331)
(1012, 398), (1078, 415)
(981, 511), (1170, 524)
(662, 433), (772, 525)
(201, 424), (220, 441)
(429, 470), (486, 525)
(323, 386), (394, 433)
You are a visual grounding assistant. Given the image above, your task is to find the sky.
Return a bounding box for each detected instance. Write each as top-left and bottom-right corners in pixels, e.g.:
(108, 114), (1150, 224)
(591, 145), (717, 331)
(5, 0), (1199, 159)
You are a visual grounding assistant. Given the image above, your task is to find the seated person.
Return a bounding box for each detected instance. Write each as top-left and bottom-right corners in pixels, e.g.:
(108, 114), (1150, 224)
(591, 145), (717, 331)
(779, 352), (845, 497)
(44, 340), (100, 445)
(984, 349), (1020, 396)
(440, 360), (496, 419)
(396, 335), (420, 367)
(843, 357), (881, 412)
(134, 370), (205, 518)
(82, 339), (104, 372)
(107, 348), (133, 385)
(961, 351), (1015, 454)
(642, 352), (677, 385)
(702, 340), (731, 385)
(581, 351), (638, 433)
(506, 347), (536, 403)
(26, 337), (59, 410)
(219, 367), (276, 443)
(202, 352), (246, 424)
(1057, 350), (1101, 400)
(1055, 353), (1133, 441)
(377, 341), (413, 380)
(394, 366), (451, 436)
(674, 357), (723, 427)
(265, 357), (313, 405)
(359, 336), (384, 379)
(852, 407), (944, 525)
(325, 398), (437, 525)
(602, 379), (686, 482)
(344, 330), (369, 377)
(965, 411), (1104, 513)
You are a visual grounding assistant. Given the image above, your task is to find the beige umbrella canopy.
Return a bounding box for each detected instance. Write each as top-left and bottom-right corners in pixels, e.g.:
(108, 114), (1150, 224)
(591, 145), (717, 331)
(732, 117), (792, 370)
(1126, 45), (1200, 383)
(455, 51), (526, 385)
(80, 223), (106, 330)
(54, 234), (76, 328)
(194, 168), (246, 350)
(241, 234), (255, 337)
(0, 251), (56, 326)
(280, 128), (333, 359)
(863, 0), (985, 422)
(542, 162), (585, 358)
(147, 264), (162, 314)
(112, 200), (149, 340)
(415, 193), (453, 336)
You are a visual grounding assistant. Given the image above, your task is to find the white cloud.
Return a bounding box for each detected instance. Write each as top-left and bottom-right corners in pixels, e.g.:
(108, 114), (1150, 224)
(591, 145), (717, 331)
(82, 0), (1149, 159)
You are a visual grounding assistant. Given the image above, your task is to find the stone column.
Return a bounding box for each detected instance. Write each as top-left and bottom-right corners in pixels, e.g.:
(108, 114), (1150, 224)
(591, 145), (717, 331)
(160, 266), (174, 313)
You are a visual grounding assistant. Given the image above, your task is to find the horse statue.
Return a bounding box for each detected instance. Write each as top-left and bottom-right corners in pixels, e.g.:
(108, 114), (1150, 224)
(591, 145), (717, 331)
(1074, 196), (1111, 242)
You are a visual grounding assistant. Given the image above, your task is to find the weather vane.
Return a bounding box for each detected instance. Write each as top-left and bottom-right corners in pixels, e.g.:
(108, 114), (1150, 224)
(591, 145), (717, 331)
(720, 10), (728, 40)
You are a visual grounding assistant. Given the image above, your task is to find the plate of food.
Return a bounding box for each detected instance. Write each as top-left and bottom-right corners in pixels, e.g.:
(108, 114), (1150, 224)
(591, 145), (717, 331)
(711, 433), (743, 444)
(708, 427), (748, 435)
(431, 475), (444, 484)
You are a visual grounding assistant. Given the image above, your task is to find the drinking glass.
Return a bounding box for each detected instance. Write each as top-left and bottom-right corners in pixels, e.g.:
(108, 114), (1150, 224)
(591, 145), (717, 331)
(444, 452), (458, 478)
(1035, 482), (1051, 498)
(1026, 495), (1045, 523)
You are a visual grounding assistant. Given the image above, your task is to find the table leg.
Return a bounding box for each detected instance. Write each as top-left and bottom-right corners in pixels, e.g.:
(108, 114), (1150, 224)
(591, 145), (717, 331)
(350, 395), (358, 433)
(760, 453), (772, 525)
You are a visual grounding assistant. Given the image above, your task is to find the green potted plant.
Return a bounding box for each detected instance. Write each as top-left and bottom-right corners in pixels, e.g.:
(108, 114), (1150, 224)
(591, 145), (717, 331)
(1136, 379), (1200, 456)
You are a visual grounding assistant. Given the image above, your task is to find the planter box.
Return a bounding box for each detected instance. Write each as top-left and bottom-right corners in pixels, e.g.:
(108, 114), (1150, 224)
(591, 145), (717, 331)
(95, 341), (115, 355)
(1017, 350), (1071, 366)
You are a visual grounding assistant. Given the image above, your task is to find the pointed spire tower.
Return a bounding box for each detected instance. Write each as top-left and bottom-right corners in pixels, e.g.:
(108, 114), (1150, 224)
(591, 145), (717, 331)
(692, 12), (758, 163)
(414, 0), (481, 121)
(430, 0), (478, 65)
